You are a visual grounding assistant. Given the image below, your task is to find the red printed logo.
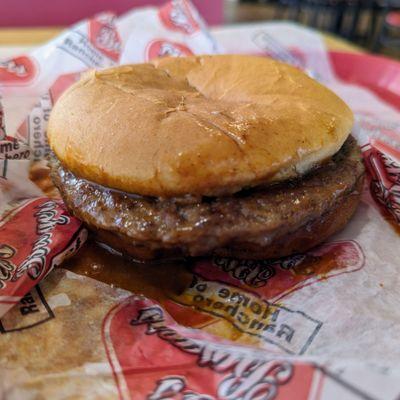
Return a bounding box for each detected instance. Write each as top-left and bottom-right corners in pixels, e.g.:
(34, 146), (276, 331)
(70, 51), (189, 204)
(102, 297), (319, 400)
(194, 240), (365, 303)
(146, 40), (193, 61)
(362, 140), (400, 224)
(0, 198), (86, 317)
(0, 56), (37, 85)
(89, 14), (121, 62)
(103, 297), (372, 399)
(158, 0), (200, 35)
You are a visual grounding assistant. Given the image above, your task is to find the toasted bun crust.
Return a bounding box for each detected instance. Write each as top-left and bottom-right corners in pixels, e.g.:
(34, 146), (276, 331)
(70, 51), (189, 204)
(48, 55), (354, 197)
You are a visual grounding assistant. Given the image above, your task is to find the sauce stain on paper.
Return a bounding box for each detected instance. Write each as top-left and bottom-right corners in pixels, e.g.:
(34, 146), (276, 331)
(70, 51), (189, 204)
(63, 241), (192, 302)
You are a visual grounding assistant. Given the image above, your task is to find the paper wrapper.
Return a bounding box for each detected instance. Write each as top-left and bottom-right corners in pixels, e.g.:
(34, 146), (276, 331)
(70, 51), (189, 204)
(1, 1), (400, 399)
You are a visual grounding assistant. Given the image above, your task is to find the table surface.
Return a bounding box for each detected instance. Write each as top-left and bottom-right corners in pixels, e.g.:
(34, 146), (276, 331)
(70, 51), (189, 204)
(0, 26), (363, 53)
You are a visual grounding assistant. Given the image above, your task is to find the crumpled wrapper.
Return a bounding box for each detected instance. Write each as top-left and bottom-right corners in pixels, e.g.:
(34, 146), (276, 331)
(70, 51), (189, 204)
(1, 1), (400, 399)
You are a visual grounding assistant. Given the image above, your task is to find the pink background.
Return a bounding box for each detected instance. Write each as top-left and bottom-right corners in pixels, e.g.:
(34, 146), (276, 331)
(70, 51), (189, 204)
(0, 0), (223, 27)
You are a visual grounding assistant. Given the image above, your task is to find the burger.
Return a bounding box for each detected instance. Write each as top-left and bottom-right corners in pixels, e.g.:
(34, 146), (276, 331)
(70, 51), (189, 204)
(47, 55), (365, 261)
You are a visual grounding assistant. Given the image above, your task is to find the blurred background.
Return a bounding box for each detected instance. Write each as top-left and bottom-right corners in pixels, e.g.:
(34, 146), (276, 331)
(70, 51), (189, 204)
(0, 0), (399, 58)
(226, 0), (400, 58)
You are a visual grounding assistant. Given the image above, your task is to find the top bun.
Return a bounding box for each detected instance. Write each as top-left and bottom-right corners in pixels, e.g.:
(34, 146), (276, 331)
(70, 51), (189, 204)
(48, 55), (353, 197)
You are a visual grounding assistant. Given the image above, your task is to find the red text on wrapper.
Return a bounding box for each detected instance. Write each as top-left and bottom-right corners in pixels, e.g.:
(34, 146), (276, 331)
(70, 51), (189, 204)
(102, 298), (318, 400)
(194, 240), (365, 303)
(362, 140), (400, 224)
(103, 298), (372, 399)
(0, 198), (86, 317)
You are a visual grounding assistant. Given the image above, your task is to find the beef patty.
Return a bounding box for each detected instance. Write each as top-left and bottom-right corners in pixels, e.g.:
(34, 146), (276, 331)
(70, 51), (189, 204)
(50, 136), (365, 260)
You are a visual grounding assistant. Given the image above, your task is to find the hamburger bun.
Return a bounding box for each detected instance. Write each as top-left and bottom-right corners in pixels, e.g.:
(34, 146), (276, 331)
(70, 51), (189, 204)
(48, 55), (354, 197)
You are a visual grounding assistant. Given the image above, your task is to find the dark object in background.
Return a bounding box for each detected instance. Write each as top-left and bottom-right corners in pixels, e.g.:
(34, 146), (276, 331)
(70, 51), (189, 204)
(239, 0), (400, 54)
(372, 1), (400, 55)
(240, 0), (365, 36)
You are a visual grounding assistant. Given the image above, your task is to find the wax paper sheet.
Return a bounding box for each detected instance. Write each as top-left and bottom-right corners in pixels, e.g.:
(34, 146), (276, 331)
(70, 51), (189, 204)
(1, 1), (400, 399)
